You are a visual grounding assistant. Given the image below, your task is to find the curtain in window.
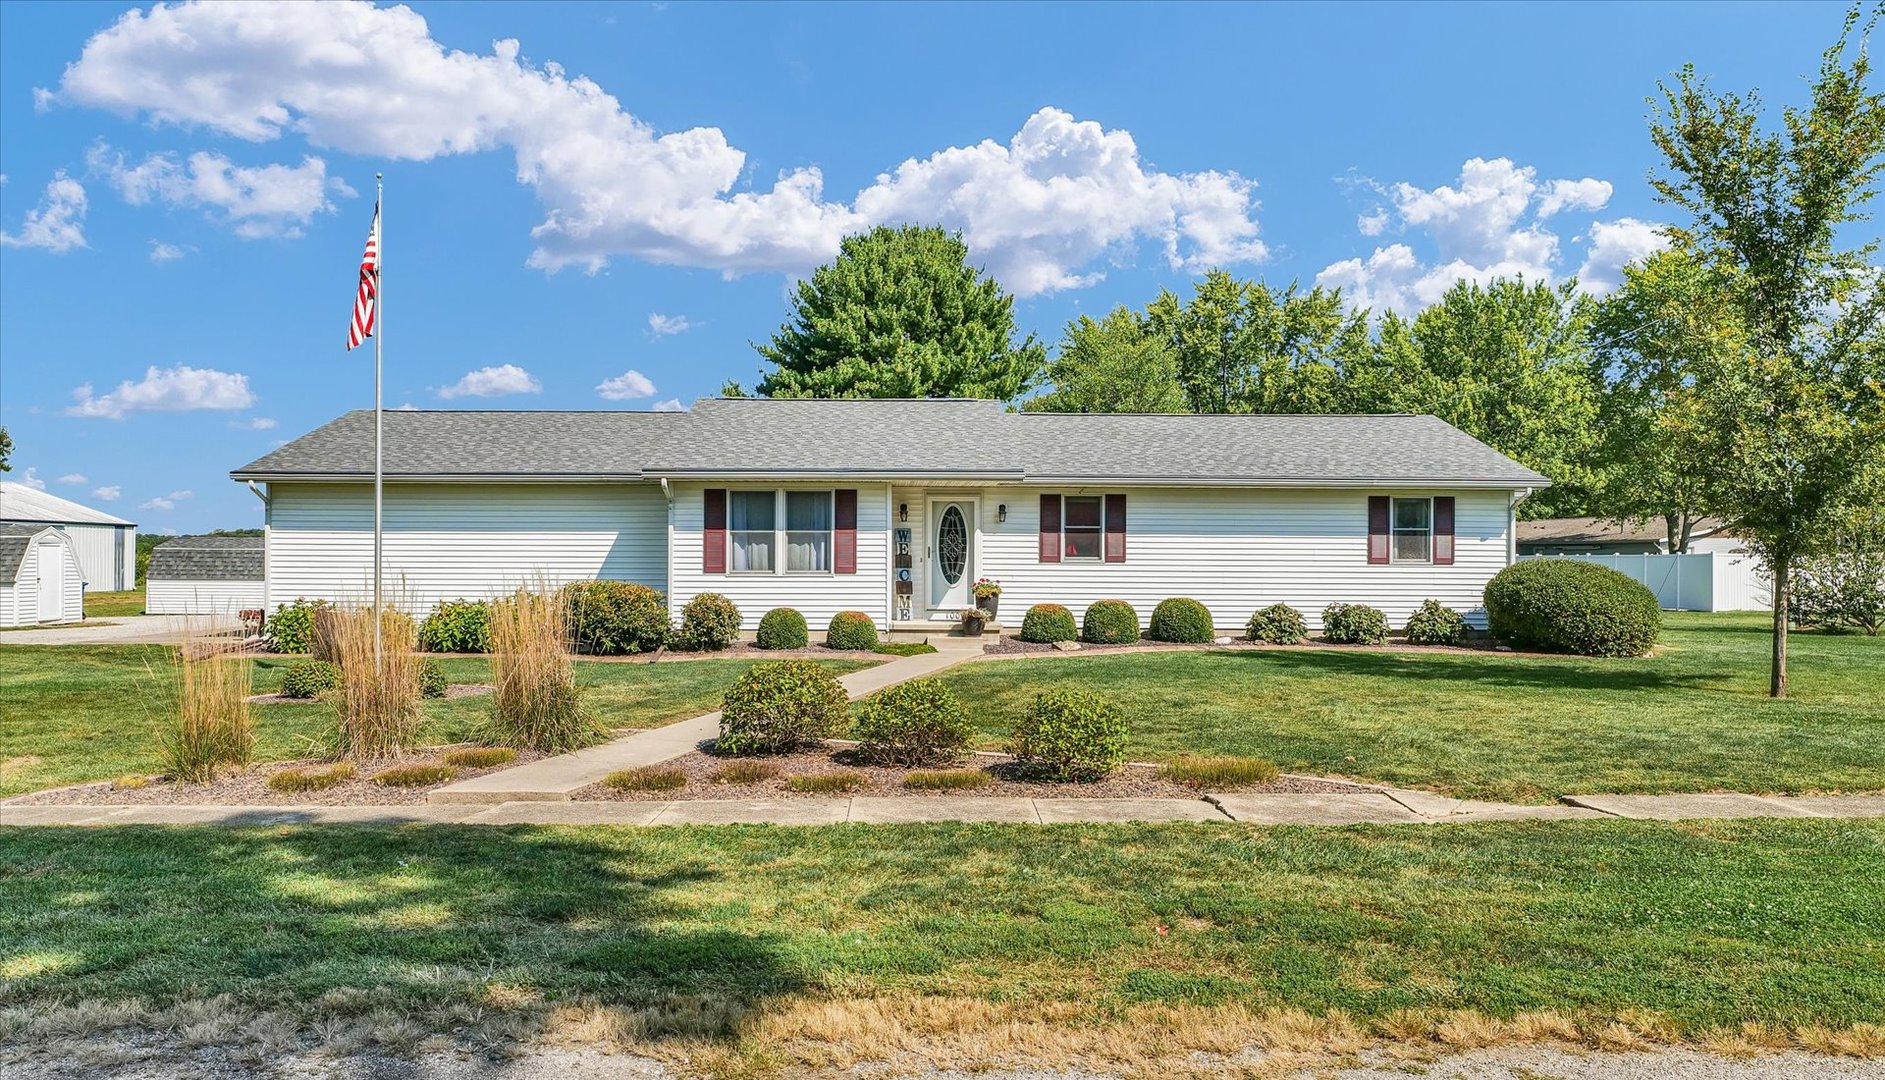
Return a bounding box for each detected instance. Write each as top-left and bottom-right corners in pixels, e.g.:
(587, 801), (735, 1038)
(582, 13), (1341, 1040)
(1392, 498), (1432, 562)
(730, 491), (775, 572)
(786, 491), (832, 572)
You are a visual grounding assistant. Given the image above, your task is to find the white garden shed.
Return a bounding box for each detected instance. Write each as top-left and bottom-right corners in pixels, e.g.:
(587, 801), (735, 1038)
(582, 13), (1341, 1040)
(0, 523), (85, 625)
(0, 481), (137, 591)
(145, 535), (266, 616)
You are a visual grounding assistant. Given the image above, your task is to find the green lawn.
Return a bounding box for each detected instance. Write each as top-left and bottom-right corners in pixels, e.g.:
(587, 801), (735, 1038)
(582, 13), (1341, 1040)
(1, 819), (1880, 1052)
(81, 589), (146, 617)
(939, 613), (1885, 802)
(0, 646), (873, 796)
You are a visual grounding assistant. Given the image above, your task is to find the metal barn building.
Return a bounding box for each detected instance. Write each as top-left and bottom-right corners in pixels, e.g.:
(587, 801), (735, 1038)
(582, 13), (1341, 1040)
(0, 481), (137, 591)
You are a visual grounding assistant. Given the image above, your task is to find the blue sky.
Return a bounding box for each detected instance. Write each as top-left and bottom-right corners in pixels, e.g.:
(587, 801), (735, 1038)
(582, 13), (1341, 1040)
(0, 0), (1857, 534)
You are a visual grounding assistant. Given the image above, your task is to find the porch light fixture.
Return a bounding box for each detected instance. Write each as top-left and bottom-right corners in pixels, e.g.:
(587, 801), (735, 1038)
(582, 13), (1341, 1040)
(997, 504), (1007, 523)
(899, 503), (908, 522)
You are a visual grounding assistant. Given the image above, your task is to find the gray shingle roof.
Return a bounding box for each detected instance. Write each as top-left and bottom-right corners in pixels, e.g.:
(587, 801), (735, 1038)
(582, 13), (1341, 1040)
(0, 524), (51, 586)
(235, 401), (1550, 487)
(147, 536), (265, 581)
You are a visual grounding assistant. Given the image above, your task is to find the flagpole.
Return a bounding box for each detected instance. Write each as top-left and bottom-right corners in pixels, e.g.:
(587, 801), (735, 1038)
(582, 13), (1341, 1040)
(373, 173), (384, 673)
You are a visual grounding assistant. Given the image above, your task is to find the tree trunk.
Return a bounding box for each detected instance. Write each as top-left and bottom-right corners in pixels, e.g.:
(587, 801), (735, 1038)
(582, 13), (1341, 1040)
(1769, 558), (1790, 699)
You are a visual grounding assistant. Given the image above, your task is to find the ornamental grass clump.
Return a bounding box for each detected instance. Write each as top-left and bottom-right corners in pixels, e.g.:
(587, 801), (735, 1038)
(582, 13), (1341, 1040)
(1019, 603), (1078, 643)
(1009, 689), (1129, 781)
(717, 659), (850, 755)
(904, 768), (992, 791)
(604, 765), (688, 792)
(1081, 599), (1140, 644)
(1245, 603), (1307, 645)
(486, 584), (606, 753)
(1149, 597), (1215, 643)
(1158, 754), (1280, 789)
(267, 763), (356, 793)
(1403, 599), (1469, 646)
(441, 746), (516, 769)
(853, 678), (975, 766)
(755, 607), (809, 649)
(326, 604), (425, 761)
(372, 762), (455, 788)
(154, 627), (255, 783)
(710, 760), (782, 785)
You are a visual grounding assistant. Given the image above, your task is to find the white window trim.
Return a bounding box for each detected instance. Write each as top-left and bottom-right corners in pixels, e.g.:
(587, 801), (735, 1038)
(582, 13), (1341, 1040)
(1058, 493), (1105, 562)
(1389, 496), (1434, 565)
(727, 489), (836, 577)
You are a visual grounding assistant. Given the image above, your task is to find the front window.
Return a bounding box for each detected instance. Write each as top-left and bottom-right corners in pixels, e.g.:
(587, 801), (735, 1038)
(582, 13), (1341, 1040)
(1392, 497), (1432, 563)
(1063, 495), (1103, 560)
(729, 491), (776, 572)
(785, 491), (833, 573)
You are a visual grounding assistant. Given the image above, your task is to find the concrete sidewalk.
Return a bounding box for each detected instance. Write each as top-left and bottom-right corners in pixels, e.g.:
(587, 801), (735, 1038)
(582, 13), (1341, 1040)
(428, 640), (989, 804)
(0, 613), (241, 646)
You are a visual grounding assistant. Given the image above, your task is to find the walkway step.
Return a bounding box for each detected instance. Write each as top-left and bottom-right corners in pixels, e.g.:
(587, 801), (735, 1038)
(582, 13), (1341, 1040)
(428, 645), (987, 804)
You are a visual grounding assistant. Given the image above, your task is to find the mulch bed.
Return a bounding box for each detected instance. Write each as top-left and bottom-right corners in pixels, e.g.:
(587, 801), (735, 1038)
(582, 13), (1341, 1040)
(568, 643), (893, 663)
(247, 684), (495, 705)
(979, 635), (1560, 659)
(5, 745), (546, 807)
(573, 744), (1374, 802)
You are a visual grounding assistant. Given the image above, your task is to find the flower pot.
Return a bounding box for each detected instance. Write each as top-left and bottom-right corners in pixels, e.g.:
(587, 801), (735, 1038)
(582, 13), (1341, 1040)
(976, 595), (999, 621)
(960, 617), (987, 637)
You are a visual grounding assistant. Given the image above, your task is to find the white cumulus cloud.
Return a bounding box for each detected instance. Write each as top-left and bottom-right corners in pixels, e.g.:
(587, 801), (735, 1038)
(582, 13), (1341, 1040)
(229, 416), (278, 430)
(17, 468), (47, 490)
(57, 473), (88, 485)
(93, 485), (121, 501)
(1576, 218), (1672, 294)
(1317, 157), (1661, 314)
(89, 144), (341, 238)
(148, 240), (189, 261)
(596, 369), (656, 400)
(647, 313), (692, 338)
(46, 2), (1263, 294)
(1, 172), (88, 252)
(66, 364), (255, 419)
(652, 398), (686, 412)
(437, 364), (541, 399)
(140, 496), (173, 511)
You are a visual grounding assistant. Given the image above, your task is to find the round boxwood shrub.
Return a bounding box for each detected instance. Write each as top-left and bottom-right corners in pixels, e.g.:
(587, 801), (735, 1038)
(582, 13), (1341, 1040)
(1081, 599), (1140, 644)
(418, 657), (448, 698)
(265, 598), (327, 654)
(717, 659), (850, 755)
(564, 580), (669, 655)
(1484, 559), (1662, 657)
(279, 659), (339, 699)
(1322, 603), (1388, 645)
(825, 610), (879, 651)
(1009, 689), (1129, 781)
(1403, 599), (1468, 646)
(853, 679), (975, 766)
(1148, 597), (1215, 643)
(677, 592), (742, 652)
(418, 599), (491, 653)
(755, 607), (809, 650)
(1019, 603), (1078, 643)
(1245, 603), (1307, 645)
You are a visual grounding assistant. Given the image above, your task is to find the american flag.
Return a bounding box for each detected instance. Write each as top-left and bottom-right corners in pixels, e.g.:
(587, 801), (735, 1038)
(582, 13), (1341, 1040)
(346, 203), (380, 351)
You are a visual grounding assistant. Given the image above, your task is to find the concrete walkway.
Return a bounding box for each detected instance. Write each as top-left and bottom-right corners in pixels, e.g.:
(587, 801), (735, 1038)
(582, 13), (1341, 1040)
(9, 789), (1882, 828)
(428, 639), (990, 804)
(0, 613), (240, 646)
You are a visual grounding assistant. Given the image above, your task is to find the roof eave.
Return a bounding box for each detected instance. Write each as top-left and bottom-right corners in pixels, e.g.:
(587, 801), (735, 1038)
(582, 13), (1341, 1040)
(231, 471), (646, 483)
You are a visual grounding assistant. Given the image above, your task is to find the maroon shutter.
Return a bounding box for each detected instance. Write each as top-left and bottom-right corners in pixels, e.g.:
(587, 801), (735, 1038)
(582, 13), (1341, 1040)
(833, 489), (858, 574)
(1367, 496), (1390, 565)
(703, 488), (727, 574)
(1433, 496), (1455, 565)
(1038, 494), (1061, 563)
(1104, 493), (1127, 563)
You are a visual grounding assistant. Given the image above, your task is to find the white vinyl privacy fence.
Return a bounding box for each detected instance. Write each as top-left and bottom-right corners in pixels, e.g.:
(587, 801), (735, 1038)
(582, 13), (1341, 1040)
(1517, 552), (1771, 612)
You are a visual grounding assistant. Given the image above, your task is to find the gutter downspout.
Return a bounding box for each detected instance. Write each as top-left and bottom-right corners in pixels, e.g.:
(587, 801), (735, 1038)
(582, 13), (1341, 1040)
(247, 481), (271, 612)
(1509, 488), (1528, 566)
(659, 478), (674, 622)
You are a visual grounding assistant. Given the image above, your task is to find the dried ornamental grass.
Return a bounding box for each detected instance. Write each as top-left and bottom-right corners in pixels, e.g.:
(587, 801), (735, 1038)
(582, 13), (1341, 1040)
(267, 763), (357, 793)
(372, 762), (456, 788)
(441, 746), (517, 769)
(604, 766), (687, 792)
(154, 625), (255, 783)
(1158, 754), (1281, 788)
(710, 760), (783, 785)
(904, 768), (992, 791)
(486, 584), (606, 752)
(327, 604), (424, 760)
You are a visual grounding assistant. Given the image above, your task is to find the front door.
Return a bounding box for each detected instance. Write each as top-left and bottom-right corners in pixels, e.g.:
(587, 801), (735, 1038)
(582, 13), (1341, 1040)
(929, 500), (972, 613)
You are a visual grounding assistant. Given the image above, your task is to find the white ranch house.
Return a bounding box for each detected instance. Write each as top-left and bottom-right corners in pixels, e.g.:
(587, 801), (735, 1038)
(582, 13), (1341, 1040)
(231, 399), (1550, 633)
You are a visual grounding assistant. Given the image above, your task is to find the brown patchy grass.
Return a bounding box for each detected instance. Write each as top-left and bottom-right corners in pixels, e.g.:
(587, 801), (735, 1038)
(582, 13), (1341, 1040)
(604, 766), (688, 792)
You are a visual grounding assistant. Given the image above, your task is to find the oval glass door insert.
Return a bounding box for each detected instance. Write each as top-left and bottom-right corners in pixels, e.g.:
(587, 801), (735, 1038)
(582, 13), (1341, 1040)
(938, 505), (967, 586)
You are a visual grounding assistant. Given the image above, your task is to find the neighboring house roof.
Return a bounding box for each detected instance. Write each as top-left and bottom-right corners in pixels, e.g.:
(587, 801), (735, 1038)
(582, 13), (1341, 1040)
(0, 523), (67, 586)
(1517, 516), (1734, 547)
(0, 481), (136, 527)
(234, 401), (1552, 488)
(146, 535), (266, 581)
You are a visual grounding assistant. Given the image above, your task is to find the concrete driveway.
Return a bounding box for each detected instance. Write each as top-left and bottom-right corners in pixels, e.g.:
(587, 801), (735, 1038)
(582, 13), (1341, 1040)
(0, 613), (240, 646)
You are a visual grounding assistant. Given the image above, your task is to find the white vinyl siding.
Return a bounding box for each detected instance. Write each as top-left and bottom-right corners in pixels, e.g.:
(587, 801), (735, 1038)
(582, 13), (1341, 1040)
(1, 531), (84, 625)
(897, 485), (1512, 630)
(147, 579), (267, 616)
(670, 482), (889, 629)
(265, 482), (666, 613)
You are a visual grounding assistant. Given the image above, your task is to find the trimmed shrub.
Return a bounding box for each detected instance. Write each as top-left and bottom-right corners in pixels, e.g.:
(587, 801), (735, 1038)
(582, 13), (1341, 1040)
(755, 607), (809, 650)
(905, 769), (992, 791)
(441, 746), (516, 769)
(1081, 599), (1140, 645)
(564, 580), (669, 655)
(677, 592), (742, 652)
(1404, 600), (1469, 646)
(1484, 559), (1662, 657)
(1009, 689), (1129, 781)
(605, 766), (687, 792)
(1148, 597), (1215, 644)
(1159, 754), (1280, 789)
(825, 611), (879, 651)
(710, 760), (783, 785)
(267, 763), (356, 793)
(786, 771), (870, 794)
(371, 762), (455, 788)
(418, 599), (491, 653)
(1322, 603), (1389, 645)
(279, 659), (339, 700)
(1245, 603), (1308, 645)
(1018, 603), (1078, 643)
(418, 658), (448, 699)
(718, 659), (850, 755)
(265, 598), (327, 654)
(853, 678), (976, 766)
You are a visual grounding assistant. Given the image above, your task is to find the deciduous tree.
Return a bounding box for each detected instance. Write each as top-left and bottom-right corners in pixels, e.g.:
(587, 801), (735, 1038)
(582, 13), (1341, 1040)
(1024, 307), (1186, 413)
(1145, 272), (1367, 414)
